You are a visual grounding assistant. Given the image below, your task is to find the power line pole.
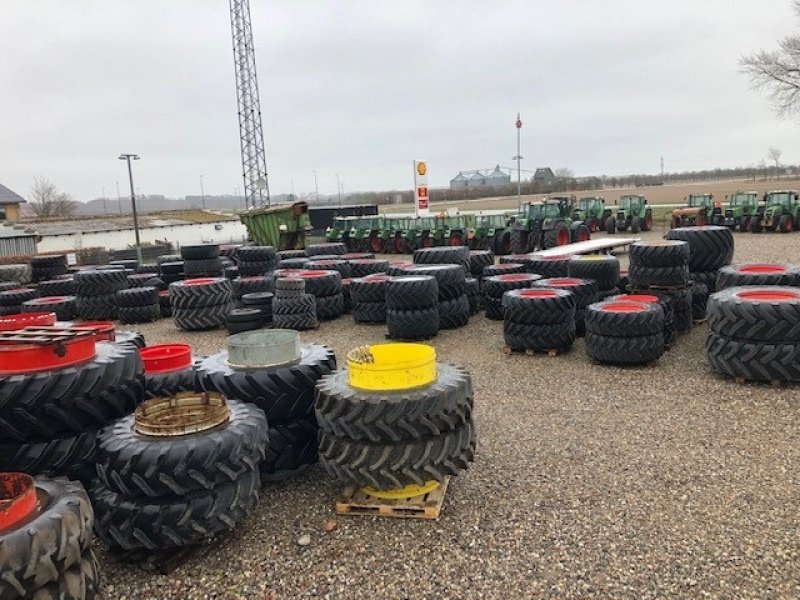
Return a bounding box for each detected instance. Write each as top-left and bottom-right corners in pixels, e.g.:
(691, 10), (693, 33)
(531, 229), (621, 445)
(115, 181), (122, 215)
(200, 174), (206, 209)
(118, 153), (143, 264)
(101, 187), (108, 216)
(660, 157), (665, 178)
(513, 113), (523, 211)
(336, 174), (342, 208)
(313, 170), (319, 204)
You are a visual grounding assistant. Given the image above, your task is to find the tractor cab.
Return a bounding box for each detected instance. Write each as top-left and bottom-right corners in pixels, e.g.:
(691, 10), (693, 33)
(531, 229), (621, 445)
(325, 215), (355, 242)
(671, 193), (721, 228)
(753, 190), (800, 233)
(573, 196), (610, 233)
(723, 192), (759, 231)
(615, 195), (653, 234)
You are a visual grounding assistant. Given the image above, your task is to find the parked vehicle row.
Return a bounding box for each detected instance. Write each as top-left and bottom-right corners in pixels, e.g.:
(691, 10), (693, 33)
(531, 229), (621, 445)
(670, 189), (800, 232)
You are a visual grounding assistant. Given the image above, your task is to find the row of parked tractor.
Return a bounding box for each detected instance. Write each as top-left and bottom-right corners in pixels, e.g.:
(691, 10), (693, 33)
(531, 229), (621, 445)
(325, 194), (656, 255)
(670, 189), (800, 232)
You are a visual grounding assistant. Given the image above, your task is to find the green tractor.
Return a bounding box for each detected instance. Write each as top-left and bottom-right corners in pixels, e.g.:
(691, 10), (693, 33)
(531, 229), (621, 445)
(406, 216), (438, 250)
(385, 217), (413, 254)
(670, 194), (722, 228)
(349, 216), (384, 253)
(325, 216), (359, 248)
(470, 214), (512, 253)
(573, 196), (611, 233)
(722, 192), (759, 231)
(750, 190), (800, 233)
(609, 195), (653, 234)
(442, 215), (475, 247)
(510, 197), (589, 253)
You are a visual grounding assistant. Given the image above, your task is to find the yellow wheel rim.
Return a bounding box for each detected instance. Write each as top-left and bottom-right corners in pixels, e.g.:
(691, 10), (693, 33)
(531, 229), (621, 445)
(579, 255), (609, 261)
(361, 480), (440, 499)
(347, 343), (436, 391)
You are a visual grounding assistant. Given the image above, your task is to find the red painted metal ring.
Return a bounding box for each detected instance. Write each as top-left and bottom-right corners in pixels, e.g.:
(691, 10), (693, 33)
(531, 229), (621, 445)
(0, 473), (36, 530)
(140, 344), (192, 374)
(0, 312), (56, 332)
(0, 330), (97, 375)
(71, 321), (116, 341)
(598, 301), (650, 313)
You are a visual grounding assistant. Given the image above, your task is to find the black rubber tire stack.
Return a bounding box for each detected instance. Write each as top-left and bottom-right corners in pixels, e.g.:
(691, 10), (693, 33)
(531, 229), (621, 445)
(386, 261), (414, 276)
(197, 343), (336, 480)
(170, 277), (233, 331)
(75, 269), (129, 320)
(690, 282), (709, 321)
(715, 263), (800, 290)
(157, 254), (184, 285)
(395, 264), (469, 329)
(277, 249), (307, 261)
(533, 278), (598, 336)
(315, 361), (476, 490)
(298, 270), (344, 321)
(385, 276), (439, 340)
(0, 288), (39, 316)
(610, 292), (676, 347)
(31, 254), (68, 282)
(649, 287), (693, 334)
(665, 225), (734, 293)
(466, 277), (480, 314)
(567, 255), (620, 293)
(341, 278), (352, 314)
(526, 255), (573, 279)
(305, 259), (352, 279)
(584, 300), (665, 365)
(110, 259), (139, 272)
(181, 244), (223, 277)
(0, 476), (100, 599)
(413, 246), (471, 273)
(469, 250), (494, 278)
(484, 263), (527, 277)
(241, 291), (274, 325)
(232, 275), (271, 300)
(0, 341), (145, 484)
(278, 257), (309, 269)
(235, 245), (278, 277)
(0, 263), (32, 285)
(351, 274), (389, 323)
(38, 277), (76, 296)
(273, 277), (318, 330)
(349, 259), (389, 278)
(93, 399), (267, 550)
(482, 273), (542, 320)
(707, 286), (800, 383)
(116, 286), (160, 324)
(502, 288), (576, 352)
(226, 307), (264, 333)
(22, 295), (77, 321)
(306, 243), (347, 257)
(628, 240), (690, 288)
(158, 289), (172, 317)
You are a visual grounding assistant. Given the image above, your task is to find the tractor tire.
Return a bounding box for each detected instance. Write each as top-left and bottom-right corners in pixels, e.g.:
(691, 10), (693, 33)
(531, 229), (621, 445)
(630, 216), (642, 234)
(275, 277), (305, 298)
(584, 300), (664, 337)
(466, 277), (480, 314)
(341, 280), (352, 314)
(386, 306), (439, 339)
(397, 264), (466, 300)
(385, 276), (438, 310)
(502, 287), (576, 325)
(645, 288), (692, 333)
(503, 319), (575, 352)
(567, 255), (620, 291)
(665, 226), (734, 272)
(261, 418), (318, 481)
(169, 278), (233, 309)
(277, 249), (307, 260)
(118, 304), (160, 324)
(96, 399), (267, 497)
(21, 296), (77, 321)
(604, 216), (616, 234)
(570, 224), (591, 243)
(93, 469), (260, 550)
(707, 286), (800, 342)
(778, 214), (794, 233)
(144, 364), (197, 399)
(468, 250), (495, 277)
(0, 264), (32, 285)
(116, 286), (159, 307)
(527, 256), (572, 279)
(273, 293), (315, 315)
(352, 301), (386, 324)
(690, 282), (709, 321)
(297, 270), (342, 297)
(413, 246), (470, 270)
(316, 293), (345, 320)
(493, 231), (512, 255)
(75, 294), (118, 320)
(180, 244), (220, 260)
(226, 318), (263, 334)
(350, 259), (389, 278)
(315, 365), (472, 442)
(715, 264), (800, 290)
(706, 332), (800, 382)
(0, 430), (97, 484)
(691, 270), (719, 293)
(484, 273), (542, 299)
(116, 331), (146, 349)
(158, 261), (185, 276)
(238, 260), (273, 277)
(183, 258), (224, 277)
(628, 264), (690, 288)
(226, 307), (264, 332)
(73, 270), (129, 296)
(534, 277), (598, 308)
(485, 297), (503, 320)
(629, 240), (690, 267)
(278, 258), (310, 269)
(484, 263), (526, 277)
(233, 276), (271, 298)
(307, 243), (347, 257)
(173, 303), (230, 331)
(235, 245), (277, 263)
(306, 259), (351, 279)
(273, 311), (318, 331)
(26, 549), (99, 600)
(350, 276), (390, 303)
(0, 477), (94, 600)
(585, 331), (665, 365)
(438, 294), (470, 329)
(38, 278), (75, 296)
(386, 261), (413, 276)
(318, 422), (475, 489)
(510, 229), (528, 255)
(543, 223), (570, 249)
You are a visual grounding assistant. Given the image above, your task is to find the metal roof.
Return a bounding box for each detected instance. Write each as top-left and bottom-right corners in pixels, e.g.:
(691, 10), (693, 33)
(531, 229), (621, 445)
(0, 182), (26, 205)
(0, 223), (37, 238)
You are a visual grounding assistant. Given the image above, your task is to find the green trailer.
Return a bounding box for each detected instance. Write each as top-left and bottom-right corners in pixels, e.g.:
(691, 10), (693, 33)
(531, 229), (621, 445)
(239, 201), (312, 250)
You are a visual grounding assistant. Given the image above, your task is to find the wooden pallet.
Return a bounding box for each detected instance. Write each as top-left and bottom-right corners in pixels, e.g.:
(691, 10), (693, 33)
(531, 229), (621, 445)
(502, 345), (564, 357)
(336, 477), (450, 520)
(107, 534), (229, 574)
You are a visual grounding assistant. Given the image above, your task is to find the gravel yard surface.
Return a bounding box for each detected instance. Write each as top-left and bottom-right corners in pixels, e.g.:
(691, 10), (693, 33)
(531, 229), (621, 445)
(100, 230), (798, 599)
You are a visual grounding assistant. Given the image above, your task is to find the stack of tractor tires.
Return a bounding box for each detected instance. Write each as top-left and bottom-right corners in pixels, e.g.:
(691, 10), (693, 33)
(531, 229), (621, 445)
(502, 288), (576, 352)
(690, 282), (709, 321)
(315, 350), (475, 489)
(278, 249), (307, 261)
(413, 246), (470, 273)
(116, 286), (161, 324)
(465, 277), (480, 314)
(197, 342), (336, 480)
(93, 396), (266, 550)
(483, 273), (542, 320)
(158, 289), (172, 317)
(349, 259), (389, 278)
(398, 264), (469, 329)
(0, 475), (100, 600)
(75, 269), (129, 320)
(307, 243), (347, 257)
(140, 344), (197, 399)
(665, 225), (734, 293)
(484, 262), (526, 277)
(716, 263), (800, 290)
(706, 286), (800, 383)
(0, 288), (39, 316)
(297, 270), (344, 321)
(31, 254), (68, 282)
(235, 245), (278, 276)
(568, 255), (620, 297)
(584, 300), (665, 365)
(181, 244), (223, 278)
(22, 295), (77, 321)
(527, 255), (573, 279)
(157, 254), (184, 285)
(533, 278), (598, 336)
(0, 263), (32, 285)
(468, 250), (494, 279)
(0, 341), (145, 484)
(273, 278), (318, 331)
(341, 278), (352, 314)
(226, 308), (264, 333)
(351, 274), (389, 323)
(241, 292), (273, 325)
(385, 276), (439, 340)
(611, 292), (676, 347)
(628, 241), (690, 288)
(232, 275), (272, 300)
(169, 278), (233, 331)
(305, 259), (351, 279)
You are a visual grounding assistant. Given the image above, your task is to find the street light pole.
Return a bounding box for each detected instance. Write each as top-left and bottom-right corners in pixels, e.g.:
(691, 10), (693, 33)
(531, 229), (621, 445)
(200, 174), (206, 209)
(312, 170), (319, 204)
(115, 181), (122, 214)
(118, 153), (142, 264)
(336, 174), (342, 208)
(513, 113), (523, 212)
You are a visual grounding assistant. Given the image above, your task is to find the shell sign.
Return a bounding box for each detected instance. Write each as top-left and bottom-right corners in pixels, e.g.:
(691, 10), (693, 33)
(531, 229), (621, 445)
(414, 160), (429, 215)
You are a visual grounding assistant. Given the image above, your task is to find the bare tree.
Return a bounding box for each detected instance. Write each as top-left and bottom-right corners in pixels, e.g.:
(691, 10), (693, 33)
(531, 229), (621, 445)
(28, 177), (78, 218)
(553, 167), (575, 180)
(741, 1), (800, 116)
(768, 147), (783, 178)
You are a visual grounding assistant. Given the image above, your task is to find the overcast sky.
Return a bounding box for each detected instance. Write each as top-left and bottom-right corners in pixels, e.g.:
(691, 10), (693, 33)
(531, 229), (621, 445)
(1, 0), (798, 202)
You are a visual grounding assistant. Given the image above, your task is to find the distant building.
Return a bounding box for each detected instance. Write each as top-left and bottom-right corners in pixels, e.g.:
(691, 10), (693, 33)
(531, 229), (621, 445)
(533, 168), (555, 184)
(449, 166), (511, 190)
(450, 172), (469, 189)
(0, 182), (26, 221)
(484, 165), (511, 187)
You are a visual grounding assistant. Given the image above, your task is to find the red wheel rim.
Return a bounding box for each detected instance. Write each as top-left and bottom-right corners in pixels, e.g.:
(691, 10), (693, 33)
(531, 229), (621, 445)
(370, 238), (381, 252)
(423, 236), (433, 248)
(183, 278), (221, 286)
(579, 229), (590, 241)
(0, 473), (36, 529)
(0, 312), (57, 331)
(140, 344), (192, 374)
(0, 329), (97, 375)
(519, 289), (558, 298)
(736, 264), (788, 274)
(496, 274), (537, 282)
(557, 229), (569, 245)
(544, 278), (582, 287)
(298, 271), (333, 279)
(449, 235), (462, 246)
(72, 321), (116, 341)
(735, 289), (800, 302)
(599, 301), (649, 313)
(614, 293), (659, 304)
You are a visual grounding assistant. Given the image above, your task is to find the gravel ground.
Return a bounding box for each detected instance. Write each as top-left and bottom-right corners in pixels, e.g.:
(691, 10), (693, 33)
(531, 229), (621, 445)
(99, 230), (798, 599)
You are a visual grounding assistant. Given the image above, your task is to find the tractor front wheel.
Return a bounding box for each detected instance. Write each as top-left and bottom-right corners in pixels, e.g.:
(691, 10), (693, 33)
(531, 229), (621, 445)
(394, 236), (407, 254)
(448, 232), (464, 246)
(779, 214), (793, 233)
(630, 216), (642, 234)
(750, 219), (763, 233)
(644, 212), (653, 231)
(369, 236), (383, 254)
(604, 216), (616, 235)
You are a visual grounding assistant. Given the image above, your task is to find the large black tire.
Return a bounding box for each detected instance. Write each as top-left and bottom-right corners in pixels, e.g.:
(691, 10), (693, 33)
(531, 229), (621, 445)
(93, 469), (259, 550)
(350, 276), (389, 303)
(484, 273), (542, 299)
(349, 259), (388, 278)
(386, 306), (439, 340)
(96, 400), (267, 497)
(273, 293), (315, 315)
(0, 430), (97, 484)
(585, 300), (664, 337)
(169, 278), (233, 309)
(665, 226), (734, 272)
(438, 294), (470, 329)
(413, 246), (470, 271)
(527, 256), (572, 279)
(196, 345), (336, 424)
(236, 245), (277, 263)
(0, 288), (38, 306)
(352, 301), (386, 323)
(305, 260), (351, 279)
(493, 230), (512, 255)
(0, 477), (93, 599)
(274, 277), (305, 298)
(533, 278), (598, 308)
(158, 261), (184, 276)
(707, 286), (800, 342)
(316, 293), (345, 320)
(315, 365), (472, 442)
(183, 258), (224, 277)
(567, 255), (620, 291)
(503, 319), (575, 351)
(0, 342), (143, 442)
(466, 277), (480, 314)
(38, 279), (75, 296)
(22, 296), (77, 321)
(31, 550), (100, 600)
(73, 270), (128, 296)
(543, 223), (570, 249)
(118, 303), (160, 324)
(628, 264), (690, 288)
(509, 228), (528, 255)
(273, 311), (318, 330)
(75, 294), (118, 320)
(604, 216), (616, 234)
(297, 271), (342, 297)
(307, 243), (346, 257)
(715, 264), (800, 290)
(319, 422), (475, 489)
(706, 332), (800, 382)
(277, 249), (307, 260)
(173, 303), (230, 331)
(629, 240), (689, 267)
(237, 261), (272, 277)
(395, 265), (466, 301)
(484, 263), (526, 277)
(691, 270), (719, 293)
(385, 276), (438, 310)
(31, 255), (67, 268)
(468, 251), (494, 277)
(502, 287), (576, 325)
(181, 244), (220, 260)
(144, 364), (197, 398)
(261, 418), (318, 481)
(585, 331), (665, 365)
(690, 282), (709, 321)
(233, 276), (271, 298)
